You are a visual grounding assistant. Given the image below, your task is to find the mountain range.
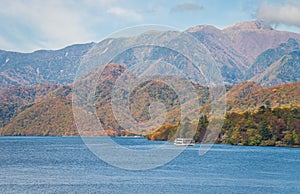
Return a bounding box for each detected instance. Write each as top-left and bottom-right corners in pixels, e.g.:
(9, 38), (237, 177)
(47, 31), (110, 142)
(1, 20), (300, 89)
(1, 20), (300, 139)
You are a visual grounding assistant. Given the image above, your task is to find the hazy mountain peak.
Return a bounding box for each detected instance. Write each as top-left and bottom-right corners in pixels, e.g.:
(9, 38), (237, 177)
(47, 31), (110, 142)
(224, 20), (273, 31)
(186, 25), (220, 33)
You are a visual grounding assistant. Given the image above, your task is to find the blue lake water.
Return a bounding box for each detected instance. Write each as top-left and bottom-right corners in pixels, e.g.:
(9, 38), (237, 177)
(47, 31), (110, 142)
(0, 137), (299, 193)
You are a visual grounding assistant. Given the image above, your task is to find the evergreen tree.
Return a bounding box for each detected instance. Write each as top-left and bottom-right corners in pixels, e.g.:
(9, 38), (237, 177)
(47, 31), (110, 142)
(194, 115), (209, 142)
(258, 120), (271, 140)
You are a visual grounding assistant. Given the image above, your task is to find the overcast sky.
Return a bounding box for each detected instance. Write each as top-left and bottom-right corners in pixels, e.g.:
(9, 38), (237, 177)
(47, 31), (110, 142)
(0, 0), (300, 52)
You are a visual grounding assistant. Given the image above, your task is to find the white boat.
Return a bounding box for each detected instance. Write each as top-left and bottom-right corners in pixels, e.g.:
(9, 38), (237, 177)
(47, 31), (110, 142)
(174, 138), (195, 146)
(119, 135), (143, 138)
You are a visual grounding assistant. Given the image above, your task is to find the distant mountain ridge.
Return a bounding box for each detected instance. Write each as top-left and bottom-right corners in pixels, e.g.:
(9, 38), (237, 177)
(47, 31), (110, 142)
(0, 43), (94, 89)
(1, 20), (300, 89)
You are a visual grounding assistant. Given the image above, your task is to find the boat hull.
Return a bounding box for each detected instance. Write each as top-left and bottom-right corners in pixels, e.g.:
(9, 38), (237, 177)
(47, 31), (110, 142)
(174, 138), (195, 146)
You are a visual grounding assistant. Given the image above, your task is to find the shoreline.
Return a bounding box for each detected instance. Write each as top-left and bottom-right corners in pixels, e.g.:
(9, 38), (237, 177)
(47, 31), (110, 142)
(1, 135), (299, 148)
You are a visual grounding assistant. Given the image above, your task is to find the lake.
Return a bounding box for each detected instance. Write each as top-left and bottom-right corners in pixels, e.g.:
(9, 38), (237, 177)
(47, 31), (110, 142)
(0, 137), (299, 193)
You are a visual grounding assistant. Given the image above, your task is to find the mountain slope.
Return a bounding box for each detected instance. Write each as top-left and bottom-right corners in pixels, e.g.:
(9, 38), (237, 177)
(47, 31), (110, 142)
(223, 21), (300, 64)
(226, 81), (300, 111)
(187, 25), (249, 84)
(252, 51), (300, 87)
(0, 96), (77, 136)
(0, 43), (94, 89)
(0, 83), (59, 127)
(247, 38), (299, 79)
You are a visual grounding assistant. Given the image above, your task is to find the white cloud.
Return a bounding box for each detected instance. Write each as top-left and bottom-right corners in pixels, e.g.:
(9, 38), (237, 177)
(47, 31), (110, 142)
(256, 1), (300, 27)
(0, 0), (98, 51)
(0, 0), (144, 52)
(107, 7), (143, 21)
(0, 0), (152, 52)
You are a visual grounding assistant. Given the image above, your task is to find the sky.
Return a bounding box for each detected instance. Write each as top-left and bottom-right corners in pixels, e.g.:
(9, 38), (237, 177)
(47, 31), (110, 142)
(0, 0), (300, 52)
